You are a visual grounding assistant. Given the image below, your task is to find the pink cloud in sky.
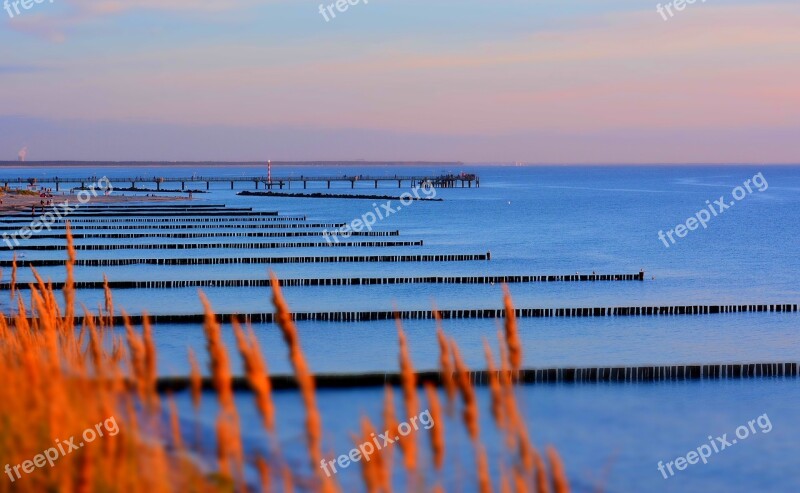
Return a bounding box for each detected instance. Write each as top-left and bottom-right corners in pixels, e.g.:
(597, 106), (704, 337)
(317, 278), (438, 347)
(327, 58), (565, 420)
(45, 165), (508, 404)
(2, 2), (799, 162)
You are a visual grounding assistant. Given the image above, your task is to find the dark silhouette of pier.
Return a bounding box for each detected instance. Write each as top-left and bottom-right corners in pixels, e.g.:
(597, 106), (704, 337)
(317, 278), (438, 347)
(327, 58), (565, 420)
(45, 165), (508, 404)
(155, 362), (800, 391)
(4, 172), (479, 191)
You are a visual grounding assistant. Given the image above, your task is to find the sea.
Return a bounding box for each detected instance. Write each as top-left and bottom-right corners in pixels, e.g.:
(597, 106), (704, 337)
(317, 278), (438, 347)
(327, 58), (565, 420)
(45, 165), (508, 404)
(1, 164), (798, 492)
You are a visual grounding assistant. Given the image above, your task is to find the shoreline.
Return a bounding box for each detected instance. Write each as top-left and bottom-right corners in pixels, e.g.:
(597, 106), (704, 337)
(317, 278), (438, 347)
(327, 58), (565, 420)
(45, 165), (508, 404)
(0, 191), (187, 214)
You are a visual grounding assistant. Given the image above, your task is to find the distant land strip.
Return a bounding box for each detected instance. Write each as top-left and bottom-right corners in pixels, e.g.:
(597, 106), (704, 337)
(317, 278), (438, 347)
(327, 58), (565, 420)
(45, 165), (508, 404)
(2, 272), (645, 290)
(156, 363), (800, 391)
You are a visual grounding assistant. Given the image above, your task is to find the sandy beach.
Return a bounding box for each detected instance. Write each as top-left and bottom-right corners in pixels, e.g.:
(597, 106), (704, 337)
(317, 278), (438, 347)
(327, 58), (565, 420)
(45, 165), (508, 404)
(0, 190), (188, 214)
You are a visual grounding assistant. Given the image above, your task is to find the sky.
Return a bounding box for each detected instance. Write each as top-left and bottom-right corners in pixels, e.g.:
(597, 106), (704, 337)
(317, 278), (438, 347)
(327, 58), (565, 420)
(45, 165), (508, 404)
(0, 0), (799, 163)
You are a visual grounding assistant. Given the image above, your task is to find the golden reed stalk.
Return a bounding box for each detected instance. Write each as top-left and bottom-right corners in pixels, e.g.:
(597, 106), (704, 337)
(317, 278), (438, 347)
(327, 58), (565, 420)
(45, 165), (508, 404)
(269, 273), (335, 493)
(396, 321), (418, 473)
(424, 383), (444, 471)
(434, 310), (457, 415)
(450, 341), (479, 442)
(232, 318), (275, 432)
(187, 348), (202, 410)
(483, 338), (504, 429)
(381, 386), (397, 491)
(0, 231), (571, 493)
(502, 285), (522, 372)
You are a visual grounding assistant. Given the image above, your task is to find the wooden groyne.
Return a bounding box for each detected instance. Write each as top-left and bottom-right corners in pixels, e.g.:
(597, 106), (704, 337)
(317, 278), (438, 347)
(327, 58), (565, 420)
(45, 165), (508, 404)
(4, 240), (424, 251)
(65, 204), (231, 208)
(155, 362), (800, 391)
(4, 211), (281, 218)
(4, 206), (259, 215)
(75, 303), (798, 325)
(1, 273), (644, 290)
(0, 216), (307, 224)
(51, 204), (231, 209)
(41, 205), (235, 212)
(21, 231), (401, 240)
(1, 253), (490, 268)
(238, 191), (443, 201)
(0, 223), (344, 231)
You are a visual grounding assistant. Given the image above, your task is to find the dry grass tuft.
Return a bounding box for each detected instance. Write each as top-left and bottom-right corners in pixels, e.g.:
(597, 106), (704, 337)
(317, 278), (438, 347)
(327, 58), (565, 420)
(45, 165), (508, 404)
(0, 232), (571, 493)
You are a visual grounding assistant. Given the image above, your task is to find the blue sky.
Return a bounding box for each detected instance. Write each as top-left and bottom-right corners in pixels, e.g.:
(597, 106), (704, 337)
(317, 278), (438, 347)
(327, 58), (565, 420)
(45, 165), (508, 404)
(1, 0), (799, 163)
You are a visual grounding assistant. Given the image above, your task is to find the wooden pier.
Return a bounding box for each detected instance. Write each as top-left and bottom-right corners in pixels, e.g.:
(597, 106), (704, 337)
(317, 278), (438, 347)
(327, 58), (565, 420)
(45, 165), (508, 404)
(3, 172), (479, 191)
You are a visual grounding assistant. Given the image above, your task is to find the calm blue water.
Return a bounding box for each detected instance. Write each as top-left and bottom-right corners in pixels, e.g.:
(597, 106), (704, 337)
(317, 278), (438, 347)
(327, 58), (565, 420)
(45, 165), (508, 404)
(1, 164), (798, 492)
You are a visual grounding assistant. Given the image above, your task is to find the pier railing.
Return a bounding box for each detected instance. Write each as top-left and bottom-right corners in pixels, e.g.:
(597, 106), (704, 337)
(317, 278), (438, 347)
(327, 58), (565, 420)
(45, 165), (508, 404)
(3, 173), (479, 190)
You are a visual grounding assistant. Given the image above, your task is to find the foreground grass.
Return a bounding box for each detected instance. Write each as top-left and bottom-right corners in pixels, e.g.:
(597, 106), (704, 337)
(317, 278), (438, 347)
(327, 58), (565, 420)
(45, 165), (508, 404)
(0, 226), (570, 492)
